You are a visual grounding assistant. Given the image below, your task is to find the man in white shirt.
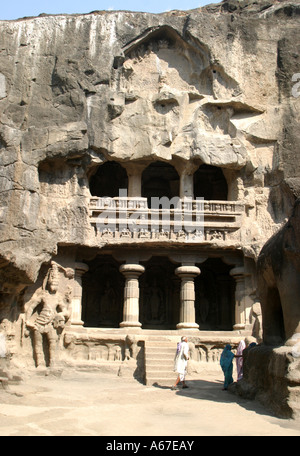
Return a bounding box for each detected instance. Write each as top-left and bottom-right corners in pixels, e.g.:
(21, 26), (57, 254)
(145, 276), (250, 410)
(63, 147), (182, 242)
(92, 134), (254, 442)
(172, 336), (189, 390)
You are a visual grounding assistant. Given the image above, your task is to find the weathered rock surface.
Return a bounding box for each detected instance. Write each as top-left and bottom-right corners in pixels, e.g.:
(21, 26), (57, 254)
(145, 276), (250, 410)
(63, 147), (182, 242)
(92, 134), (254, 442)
(0, 0), (299, 290)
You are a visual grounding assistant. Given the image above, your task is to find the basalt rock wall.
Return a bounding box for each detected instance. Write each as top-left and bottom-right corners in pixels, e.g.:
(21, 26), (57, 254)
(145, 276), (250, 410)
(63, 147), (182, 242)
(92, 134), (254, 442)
(0, 2), (299, 296)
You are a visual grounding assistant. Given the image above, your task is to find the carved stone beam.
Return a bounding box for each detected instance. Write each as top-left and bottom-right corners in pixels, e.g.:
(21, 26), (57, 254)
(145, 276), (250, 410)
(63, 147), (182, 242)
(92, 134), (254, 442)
(168, 253), (207, 265)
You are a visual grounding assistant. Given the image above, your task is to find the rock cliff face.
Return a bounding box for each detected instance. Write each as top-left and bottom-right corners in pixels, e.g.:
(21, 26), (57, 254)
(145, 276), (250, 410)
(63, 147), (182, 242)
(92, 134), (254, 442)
(0, 1), (300, 288)
(1, 0), (299, 416)
(0, 2), (299, 291)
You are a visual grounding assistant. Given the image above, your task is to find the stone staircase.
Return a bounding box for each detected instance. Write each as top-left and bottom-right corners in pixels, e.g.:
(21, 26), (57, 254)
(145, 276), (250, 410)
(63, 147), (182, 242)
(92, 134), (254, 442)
(144, 337), (176, 386)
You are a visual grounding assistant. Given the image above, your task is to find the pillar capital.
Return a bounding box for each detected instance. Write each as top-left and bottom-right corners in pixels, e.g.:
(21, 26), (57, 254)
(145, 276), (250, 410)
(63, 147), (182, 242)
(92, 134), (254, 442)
(119, 264), (145, 277)
(175, 265), (200, 278)
(230, 266), (246, 278)
(75, 262), (89, 274)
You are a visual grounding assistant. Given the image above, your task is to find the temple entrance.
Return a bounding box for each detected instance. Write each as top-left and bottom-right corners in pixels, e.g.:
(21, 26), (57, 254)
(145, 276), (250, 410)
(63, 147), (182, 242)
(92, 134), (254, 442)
(81, 255), (124, 328)
(140, 256), (180, 329)
(80, 254), (235, 331)
(89, 161), (128, 197)
(142, 162), (180, 208)
(194, 164), (228, 200)
(195, 258), (235, 330)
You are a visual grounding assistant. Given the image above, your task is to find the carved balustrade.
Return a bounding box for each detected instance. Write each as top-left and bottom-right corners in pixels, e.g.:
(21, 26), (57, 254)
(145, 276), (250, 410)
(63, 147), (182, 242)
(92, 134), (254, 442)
(89, 196), (245, 243)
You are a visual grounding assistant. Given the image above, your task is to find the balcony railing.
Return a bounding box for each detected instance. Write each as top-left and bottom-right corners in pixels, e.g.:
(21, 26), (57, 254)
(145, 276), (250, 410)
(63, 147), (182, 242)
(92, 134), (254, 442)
(89, 196), (245, 243)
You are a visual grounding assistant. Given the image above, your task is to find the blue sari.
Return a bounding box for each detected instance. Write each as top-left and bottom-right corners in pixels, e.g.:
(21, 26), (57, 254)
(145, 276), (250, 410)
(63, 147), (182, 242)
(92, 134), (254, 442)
(220, 345), (234, 389)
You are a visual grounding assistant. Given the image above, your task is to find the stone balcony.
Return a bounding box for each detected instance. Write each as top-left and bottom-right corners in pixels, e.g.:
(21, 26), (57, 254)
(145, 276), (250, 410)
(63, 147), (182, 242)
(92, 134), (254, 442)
(89, 196), (245, 244)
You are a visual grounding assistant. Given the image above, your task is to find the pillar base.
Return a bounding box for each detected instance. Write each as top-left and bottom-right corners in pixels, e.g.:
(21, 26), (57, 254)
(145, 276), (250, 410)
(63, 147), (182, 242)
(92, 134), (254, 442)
(70, 320), (84, 326)
(176, 322), (199, 330)
(233, 323), (246, 330)
(120, 321), (142, 328)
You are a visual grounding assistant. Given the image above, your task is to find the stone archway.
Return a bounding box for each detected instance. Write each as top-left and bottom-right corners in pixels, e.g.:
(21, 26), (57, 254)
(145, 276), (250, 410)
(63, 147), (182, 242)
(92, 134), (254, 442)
(194, 164), (228, 201)
(89, 161), (128, 198)
(141, 161), (180, 208)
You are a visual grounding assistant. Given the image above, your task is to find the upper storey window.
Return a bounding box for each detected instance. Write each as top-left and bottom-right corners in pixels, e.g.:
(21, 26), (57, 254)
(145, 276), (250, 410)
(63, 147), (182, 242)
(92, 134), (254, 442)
(142, 161), (179, 208)
(89, 161), (128, 198)
(194, 164), (228, 201)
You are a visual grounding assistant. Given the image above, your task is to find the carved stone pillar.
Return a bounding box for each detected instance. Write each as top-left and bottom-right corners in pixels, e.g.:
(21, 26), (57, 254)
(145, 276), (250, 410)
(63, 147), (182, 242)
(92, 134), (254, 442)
(119, 264), (145, 328)
(126, 163), (145, 198)
(230, 266), (247, 330)
(71, 262), (89, 326)
(175, 265), (200, 329)
(180, 174), (194, 199)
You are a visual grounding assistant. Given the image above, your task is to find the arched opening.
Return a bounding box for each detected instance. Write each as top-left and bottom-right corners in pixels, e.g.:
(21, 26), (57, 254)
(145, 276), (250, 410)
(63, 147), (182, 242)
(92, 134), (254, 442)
(194, 164), (228, 201)
(195, 258), (235, 330)
(142, 162), (180, 208)
(139, 256), (180, 329)
(82, 256), (124, 328)
(89, 161), (128, 197)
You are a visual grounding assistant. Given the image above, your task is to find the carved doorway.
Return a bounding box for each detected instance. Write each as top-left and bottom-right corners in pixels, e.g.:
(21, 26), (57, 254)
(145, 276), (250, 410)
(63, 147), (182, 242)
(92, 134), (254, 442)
(140, 256), (180, 329)
(89, 161), (128, 197)
(195, 258), (235, 330)
(82, 255), (124, 328)
(142, 162), (180, 208)
(194, 164), (228, 201)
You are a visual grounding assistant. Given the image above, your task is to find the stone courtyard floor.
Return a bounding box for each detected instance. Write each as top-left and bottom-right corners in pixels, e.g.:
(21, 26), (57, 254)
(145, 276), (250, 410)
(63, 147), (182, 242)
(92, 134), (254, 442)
(0, 366), (299, 437)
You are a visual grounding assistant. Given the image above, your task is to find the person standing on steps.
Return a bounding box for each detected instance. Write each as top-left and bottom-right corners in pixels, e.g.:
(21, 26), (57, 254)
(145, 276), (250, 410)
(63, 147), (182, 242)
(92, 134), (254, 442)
(172, 336), (189, 390)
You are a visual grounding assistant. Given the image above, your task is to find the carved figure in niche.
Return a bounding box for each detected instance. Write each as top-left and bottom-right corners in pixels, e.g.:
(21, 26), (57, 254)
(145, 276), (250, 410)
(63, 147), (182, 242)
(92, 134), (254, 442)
(258, 198), (300, 346)
(196, 281), (209, 324)
(188, 342), (196, 360)
(145, 279), (165, 324)
(0, 292), (20, 359)
(25, 261), (73, 368)
(114, 345), (122, 361)
(250, 301), (263, 343)
(99, 280), (119, 324)
(125, 335), (138, 360)
(197, 345), (208, 362)
(208, 347), (223, 363)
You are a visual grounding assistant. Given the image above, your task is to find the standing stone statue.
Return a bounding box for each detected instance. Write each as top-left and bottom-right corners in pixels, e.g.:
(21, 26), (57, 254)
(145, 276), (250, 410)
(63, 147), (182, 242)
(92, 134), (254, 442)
(25, 261), (73, 369)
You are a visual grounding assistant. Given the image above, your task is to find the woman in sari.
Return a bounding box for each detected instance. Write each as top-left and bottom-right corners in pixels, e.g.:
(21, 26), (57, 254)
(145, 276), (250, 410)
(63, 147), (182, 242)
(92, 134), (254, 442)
(220, 344), (235, 390)
(236, 339), (246, 381)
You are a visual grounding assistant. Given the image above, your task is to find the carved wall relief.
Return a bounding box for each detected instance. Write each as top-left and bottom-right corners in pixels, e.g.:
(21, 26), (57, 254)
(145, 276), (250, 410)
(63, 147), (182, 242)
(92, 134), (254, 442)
(139, 257), (180, 329)
(82, 256), (124, 328)
(100, 25), (251, 169)
(195, 258), (235, 330)
(23, 261), (74, 368)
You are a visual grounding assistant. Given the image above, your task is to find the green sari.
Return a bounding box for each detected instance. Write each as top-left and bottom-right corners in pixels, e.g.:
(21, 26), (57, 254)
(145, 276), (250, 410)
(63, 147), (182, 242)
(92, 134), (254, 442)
(220, 344), (234, 389)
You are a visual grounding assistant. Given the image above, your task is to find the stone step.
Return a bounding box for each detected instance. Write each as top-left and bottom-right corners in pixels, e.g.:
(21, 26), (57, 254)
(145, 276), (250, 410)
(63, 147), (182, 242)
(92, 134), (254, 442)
(145, 343), (175, 351)
(145, 351), (174, 358)
(146, 359), (174, 366)
(145, 340), (175, 347)
(145, 340), (177, 385)
(146, 376), (174, 386)
(146, 369), (174, 376)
